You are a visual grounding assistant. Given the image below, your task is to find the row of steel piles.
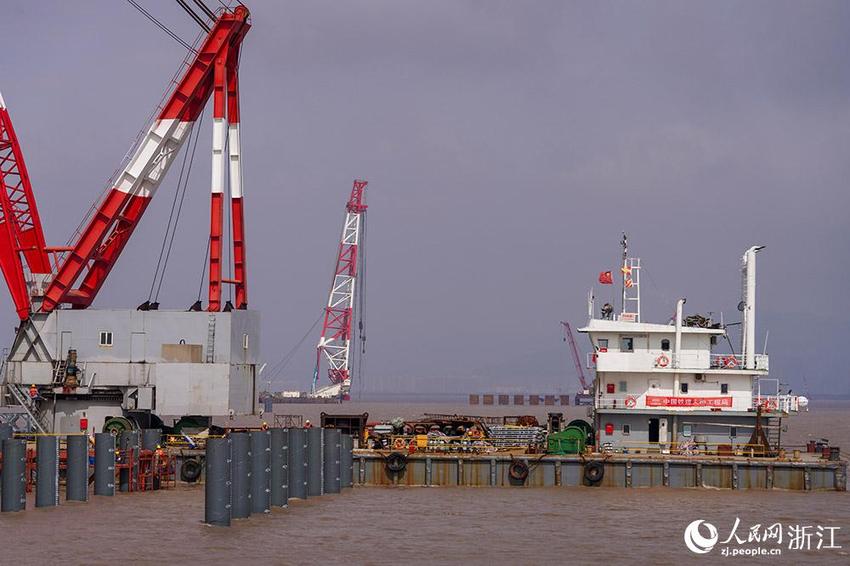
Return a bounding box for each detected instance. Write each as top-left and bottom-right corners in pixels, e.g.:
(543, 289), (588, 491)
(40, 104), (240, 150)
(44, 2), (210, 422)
(205, 427), (354, 527)
(0, 425), (162, 512)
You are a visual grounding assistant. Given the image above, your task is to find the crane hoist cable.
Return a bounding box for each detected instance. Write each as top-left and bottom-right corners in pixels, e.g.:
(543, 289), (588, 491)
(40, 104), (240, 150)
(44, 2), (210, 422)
(125, 0), (196, 52)
(152, 110), (206, 303)
(147, 117), (197, 302)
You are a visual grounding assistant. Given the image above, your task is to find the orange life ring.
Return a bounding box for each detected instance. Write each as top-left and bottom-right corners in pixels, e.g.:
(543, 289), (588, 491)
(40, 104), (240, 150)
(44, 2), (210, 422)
(392, 437), (405, 450)
(655, 354), (669, 368)
(625, 396), (637, 409)
(723, 356), (738, 369)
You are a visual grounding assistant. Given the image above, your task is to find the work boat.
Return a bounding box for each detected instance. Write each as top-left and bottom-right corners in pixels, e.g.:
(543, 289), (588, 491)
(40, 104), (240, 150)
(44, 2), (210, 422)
(579, 240), (807, 457)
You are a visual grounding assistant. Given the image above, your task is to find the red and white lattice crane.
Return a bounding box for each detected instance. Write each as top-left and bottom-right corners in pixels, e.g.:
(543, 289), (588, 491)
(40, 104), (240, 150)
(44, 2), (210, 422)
(312, 180), (369, 400)
(0, 5), (251, 319)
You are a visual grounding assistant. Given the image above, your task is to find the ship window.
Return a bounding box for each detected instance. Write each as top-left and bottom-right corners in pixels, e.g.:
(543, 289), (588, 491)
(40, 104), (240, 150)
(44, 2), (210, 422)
(618, 381), (627, 392)
(680, 382), (689, 393)
(622, 424), (631, 436)
(661, 339), (670, 351)
(598, 338), (608, 352)
(721, 383), (729, 394)
(730, 427), (737, 438)
(99, 331), (113, 347)
(682, 424), (692, 438)
(620, 337), (634, 352)
(242, 333), (249, 350)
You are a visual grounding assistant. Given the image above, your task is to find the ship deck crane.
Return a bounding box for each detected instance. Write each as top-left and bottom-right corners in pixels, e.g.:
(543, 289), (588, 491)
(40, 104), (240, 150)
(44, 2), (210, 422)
(0, 2), (251, 319)
(312, 180), (369, 400)
(561, 321), (593, 406)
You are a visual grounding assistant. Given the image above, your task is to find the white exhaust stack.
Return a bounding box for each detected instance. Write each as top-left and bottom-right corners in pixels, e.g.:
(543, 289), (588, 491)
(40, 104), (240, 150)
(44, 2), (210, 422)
(674, 298), (686, 368)
(741, 245), (765, 369)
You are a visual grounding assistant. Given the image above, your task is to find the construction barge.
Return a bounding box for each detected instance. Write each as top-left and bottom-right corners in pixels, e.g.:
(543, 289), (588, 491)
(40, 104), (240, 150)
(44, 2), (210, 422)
(352, 451), (846, 491)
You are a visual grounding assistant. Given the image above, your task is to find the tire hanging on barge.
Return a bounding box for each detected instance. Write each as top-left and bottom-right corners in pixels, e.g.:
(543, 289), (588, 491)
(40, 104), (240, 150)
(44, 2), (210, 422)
(385, 452), (407, 473)
(584, 460), (605, 484)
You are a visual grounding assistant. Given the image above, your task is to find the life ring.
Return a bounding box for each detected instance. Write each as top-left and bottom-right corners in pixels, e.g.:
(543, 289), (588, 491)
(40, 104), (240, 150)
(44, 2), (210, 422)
(508, 460), (529, 482)
(385, 452), (407, 473)
(625, 396), (637, 409)
(583, 460), (605, 484)
(723, 356), (739, 369)
(655, 354), (670, 368)
(180, 458), (202, 483)
(392, 437), (406, 450)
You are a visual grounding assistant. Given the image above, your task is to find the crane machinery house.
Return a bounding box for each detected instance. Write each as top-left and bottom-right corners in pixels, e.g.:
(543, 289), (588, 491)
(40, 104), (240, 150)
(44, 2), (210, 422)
(579, 239), (807, 456)
(0, 5), (260, 434)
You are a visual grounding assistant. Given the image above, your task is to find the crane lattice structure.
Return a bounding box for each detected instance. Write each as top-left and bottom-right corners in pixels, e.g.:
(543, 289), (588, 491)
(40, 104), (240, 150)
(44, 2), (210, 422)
(313, 180), (368, 400)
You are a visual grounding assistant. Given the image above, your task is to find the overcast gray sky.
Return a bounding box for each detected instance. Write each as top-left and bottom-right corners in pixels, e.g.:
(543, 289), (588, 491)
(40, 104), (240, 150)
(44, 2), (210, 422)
(1, 1), (848, 396)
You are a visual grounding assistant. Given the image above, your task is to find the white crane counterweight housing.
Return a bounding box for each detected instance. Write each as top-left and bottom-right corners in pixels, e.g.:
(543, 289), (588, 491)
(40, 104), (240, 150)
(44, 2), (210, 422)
(313, 180), (368, 399)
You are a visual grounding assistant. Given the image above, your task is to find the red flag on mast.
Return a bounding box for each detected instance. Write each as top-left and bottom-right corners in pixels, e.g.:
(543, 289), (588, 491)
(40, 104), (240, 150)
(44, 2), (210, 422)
(598, 271), (613, 284)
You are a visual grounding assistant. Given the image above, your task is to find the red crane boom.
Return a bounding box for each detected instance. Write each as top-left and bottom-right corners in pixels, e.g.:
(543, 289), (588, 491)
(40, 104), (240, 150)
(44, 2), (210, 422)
(561, 321), (590, 391)
(0, 5), (252, 319)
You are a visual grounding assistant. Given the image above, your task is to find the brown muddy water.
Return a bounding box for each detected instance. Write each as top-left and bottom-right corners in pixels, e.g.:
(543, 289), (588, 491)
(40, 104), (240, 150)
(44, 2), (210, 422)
(1, 401), (848, 565)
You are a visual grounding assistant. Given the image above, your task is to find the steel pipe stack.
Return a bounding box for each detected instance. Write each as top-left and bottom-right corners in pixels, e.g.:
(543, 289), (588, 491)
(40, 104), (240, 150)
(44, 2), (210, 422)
(340, 434), (354, 488)
(323, 428), (341, 494)
(1, 438), (26, 512)
(250, 430), (271, 514)
(307, 427), (324, 496)
(230, 432), (252, 519)
(204, 437), (232, 527)
(288, 428), (308, 499)
(270, 428), (289, 507)
(36, 435), (59, 508)
(94, 432), (115, 496)
(66, 434), (89, 502)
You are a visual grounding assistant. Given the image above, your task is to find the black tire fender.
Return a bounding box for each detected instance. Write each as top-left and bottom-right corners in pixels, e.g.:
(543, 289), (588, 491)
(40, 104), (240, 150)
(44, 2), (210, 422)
(181, 458), (203, 483)
(508, 460), (530, 482)
(584, 460), (605, 484)
(385, 451), (407, 473)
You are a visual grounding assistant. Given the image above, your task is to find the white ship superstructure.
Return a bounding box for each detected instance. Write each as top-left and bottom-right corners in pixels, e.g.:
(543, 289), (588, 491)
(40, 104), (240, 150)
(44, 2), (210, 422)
(579, 242), (806, 455)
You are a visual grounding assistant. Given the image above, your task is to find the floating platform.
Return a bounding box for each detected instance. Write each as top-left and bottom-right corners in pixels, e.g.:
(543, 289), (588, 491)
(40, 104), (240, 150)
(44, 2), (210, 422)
(353, 451), (847, 491)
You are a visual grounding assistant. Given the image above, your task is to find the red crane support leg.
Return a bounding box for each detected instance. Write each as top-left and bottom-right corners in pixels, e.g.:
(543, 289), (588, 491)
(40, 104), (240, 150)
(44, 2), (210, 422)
(226, 51), (247, 309)
(207, 51), (228, 312)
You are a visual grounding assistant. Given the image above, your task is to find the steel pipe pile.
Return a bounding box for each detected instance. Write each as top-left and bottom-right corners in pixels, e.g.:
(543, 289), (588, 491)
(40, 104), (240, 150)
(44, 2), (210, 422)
(66, 434), (89, 502)
(204, 427), (355, 527)
(94, 433), (115, 496)
(1, 438), (26, 512)
(288, 428), (308, 499)
(307, 427), (324, 496)
(270, 428), (289, 507)
(323, 429), (341, 494)
(35, 435), (59, 508)
(250, 430), (271, 514)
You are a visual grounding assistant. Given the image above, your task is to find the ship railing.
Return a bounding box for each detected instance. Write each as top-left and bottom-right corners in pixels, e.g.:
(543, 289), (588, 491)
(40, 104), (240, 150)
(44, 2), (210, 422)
(598, 439), (784, 458)
(753, 395), (800, 414)
(709, 353), (769, 371)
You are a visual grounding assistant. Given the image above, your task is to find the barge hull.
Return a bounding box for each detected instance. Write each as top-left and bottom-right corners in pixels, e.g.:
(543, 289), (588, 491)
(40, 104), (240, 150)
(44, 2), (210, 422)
(354, 452), (847, 491)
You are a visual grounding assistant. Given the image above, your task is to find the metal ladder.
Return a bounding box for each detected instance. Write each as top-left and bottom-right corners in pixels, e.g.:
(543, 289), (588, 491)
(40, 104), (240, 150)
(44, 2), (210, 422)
(52, 359), (68, 386)
(6, 382), (49, 434)
(206, 314), (216, 363)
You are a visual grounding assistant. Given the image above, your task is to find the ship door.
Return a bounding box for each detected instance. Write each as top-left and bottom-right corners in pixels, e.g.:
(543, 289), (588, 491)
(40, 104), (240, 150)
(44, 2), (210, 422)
(60, 331), (72, 358)
(659, 418), (669, 446)
(648, 418), (660, 443)
(131, 332), (146, 362)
